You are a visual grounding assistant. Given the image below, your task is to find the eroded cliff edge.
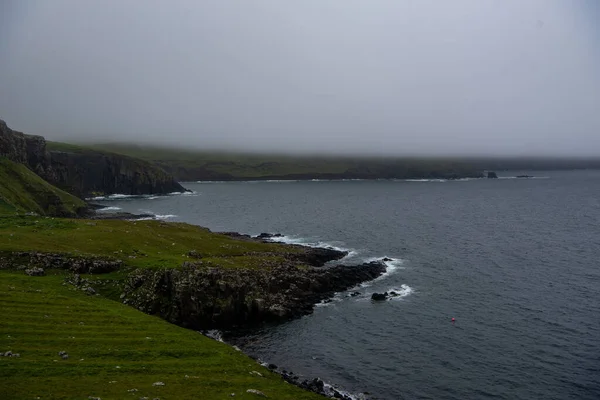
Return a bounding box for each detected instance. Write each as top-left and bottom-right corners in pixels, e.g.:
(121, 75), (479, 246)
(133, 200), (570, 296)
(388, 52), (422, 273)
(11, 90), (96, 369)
(0, 119), (186, 198)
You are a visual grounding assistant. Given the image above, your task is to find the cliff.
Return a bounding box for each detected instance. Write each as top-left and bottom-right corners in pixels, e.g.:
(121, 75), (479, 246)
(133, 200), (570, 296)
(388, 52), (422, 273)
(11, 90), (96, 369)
(0, 119), (186, 197)
(47, 145), (186, 197)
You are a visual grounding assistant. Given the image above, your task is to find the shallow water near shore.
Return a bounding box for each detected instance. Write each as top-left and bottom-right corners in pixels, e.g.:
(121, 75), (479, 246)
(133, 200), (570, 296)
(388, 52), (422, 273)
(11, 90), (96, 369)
(97, 171), (600, 400)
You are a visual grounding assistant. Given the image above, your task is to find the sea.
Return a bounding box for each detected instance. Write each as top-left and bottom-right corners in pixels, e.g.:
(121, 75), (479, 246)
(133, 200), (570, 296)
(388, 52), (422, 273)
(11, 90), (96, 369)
(93, 171), (600, 400)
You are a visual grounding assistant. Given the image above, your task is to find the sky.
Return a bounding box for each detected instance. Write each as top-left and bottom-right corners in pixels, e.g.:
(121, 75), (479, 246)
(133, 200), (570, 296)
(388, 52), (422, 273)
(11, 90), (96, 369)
(1, 0), (599, 156)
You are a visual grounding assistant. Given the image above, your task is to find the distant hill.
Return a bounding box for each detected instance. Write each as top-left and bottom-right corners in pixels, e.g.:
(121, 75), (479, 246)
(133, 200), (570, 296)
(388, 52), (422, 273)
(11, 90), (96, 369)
(86, 143), (485, 181)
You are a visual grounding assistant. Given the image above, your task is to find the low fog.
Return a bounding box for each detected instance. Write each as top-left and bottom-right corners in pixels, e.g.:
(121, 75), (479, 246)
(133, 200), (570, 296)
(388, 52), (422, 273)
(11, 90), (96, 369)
(1, 0), (599, 156)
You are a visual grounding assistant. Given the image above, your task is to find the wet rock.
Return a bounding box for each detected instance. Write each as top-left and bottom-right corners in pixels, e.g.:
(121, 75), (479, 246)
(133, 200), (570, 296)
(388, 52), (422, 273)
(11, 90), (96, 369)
(349, 291), (361, 297)
(255, 233), (283, 240)
(371, 292), (388, 301)
(25, 267), (45, 276)
(267, 363), (277, 370)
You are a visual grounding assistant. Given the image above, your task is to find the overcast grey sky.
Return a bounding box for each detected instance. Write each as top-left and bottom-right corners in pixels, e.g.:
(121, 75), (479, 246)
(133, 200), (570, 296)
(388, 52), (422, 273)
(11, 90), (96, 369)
(1, 0), (599, 155)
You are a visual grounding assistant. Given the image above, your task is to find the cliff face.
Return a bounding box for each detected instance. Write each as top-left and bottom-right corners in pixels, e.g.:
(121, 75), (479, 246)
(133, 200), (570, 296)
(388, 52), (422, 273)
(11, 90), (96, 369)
(0, 120), (52, 177)
(48, 149), (185, 197)
(0, 119), (185, 197)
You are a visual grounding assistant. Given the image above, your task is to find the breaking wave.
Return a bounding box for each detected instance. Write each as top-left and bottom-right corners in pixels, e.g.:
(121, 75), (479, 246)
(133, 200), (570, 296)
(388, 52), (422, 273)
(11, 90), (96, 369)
(87, 191), (197, 201)
(267, 235), (359, 259)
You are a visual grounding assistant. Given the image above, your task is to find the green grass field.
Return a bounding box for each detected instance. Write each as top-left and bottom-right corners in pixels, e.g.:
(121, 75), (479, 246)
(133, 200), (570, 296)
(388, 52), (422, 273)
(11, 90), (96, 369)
(0, 271), (322, 400)
(0, 216), (299, 270)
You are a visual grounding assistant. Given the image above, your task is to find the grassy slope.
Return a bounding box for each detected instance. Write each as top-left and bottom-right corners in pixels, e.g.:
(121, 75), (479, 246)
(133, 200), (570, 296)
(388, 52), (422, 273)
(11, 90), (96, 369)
(0, 157), (86, 217)
(0, 216), (298, 270)
(0, 272), (322, 400)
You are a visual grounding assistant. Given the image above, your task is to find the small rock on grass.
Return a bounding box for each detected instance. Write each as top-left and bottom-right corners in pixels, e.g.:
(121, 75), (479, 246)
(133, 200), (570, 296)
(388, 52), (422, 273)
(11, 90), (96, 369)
(246, 389), (267, 397)
(152, 382), (165, 387)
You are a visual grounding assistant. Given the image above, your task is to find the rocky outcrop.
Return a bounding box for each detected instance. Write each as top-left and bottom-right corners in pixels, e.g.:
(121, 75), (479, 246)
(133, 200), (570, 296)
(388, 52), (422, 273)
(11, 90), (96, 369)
(487, 171), (498, 179)
(121, 261), (386, 330)
(0, 120), (53, 178)
(1, 119), (186, 197)
(3, 252), (123, 274)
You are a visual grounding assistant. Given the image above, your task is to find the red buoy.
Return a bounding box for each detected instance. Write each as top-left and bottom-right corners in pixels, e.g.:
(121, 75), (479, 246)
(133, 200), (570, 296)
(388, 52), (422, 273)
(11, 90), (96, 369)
(451, 317), (455, 322)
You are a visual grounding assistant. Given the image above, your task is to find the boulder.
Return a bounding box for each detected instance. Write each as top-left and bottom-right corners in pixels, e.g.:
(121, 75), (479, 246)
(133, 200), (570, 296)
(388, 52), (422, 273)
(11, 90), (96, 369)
(371, 292), (388, 301)
(24, 267), (45, 276)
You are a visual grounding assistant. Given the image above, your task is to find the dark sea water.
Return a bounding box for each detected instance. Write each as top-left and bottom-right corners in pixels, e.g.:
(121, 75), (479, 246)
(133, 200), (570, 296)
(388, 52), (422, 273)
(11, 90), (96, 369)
(95, 171), (600, 400)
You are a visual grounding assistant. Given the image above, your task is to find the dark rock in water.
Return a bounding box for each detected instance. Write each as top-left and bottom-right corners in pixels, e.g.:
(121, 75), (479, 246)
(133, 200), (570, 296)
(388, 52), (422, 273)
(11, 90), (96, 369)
(255, 233), (283, 239)
(288, 246), (348, 267)
(382, 257), (393, 262)
(487, 171), (498, 179)
(349, 291), (361, 297)
(267, 363), (277, 370)
(371, 292), (388, 301)
(389, 291), (398, 296)
(24, 267), (45, 276)
(516, 175), (533, 178)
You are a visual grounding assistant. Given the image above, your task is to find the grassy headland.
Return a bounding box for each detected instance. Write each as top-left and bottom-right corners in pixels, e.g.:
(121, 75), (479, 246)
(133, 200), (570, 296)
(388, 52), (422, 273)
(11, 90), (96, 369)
(0, 216), (299, 270)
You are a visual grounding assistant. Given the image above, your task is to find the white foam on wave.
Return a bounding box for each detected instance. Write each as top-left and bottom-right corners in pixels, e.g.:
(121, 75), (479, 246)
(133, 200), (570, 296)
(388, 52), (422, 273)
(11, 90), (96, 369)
(357, 257), (405, 288)
(403, 178), (447, 182)
(97, 206), (122, 212)
(385, 284), (414, 300)
(169, 190), (199, 196)
(268, 235), (359, 259)
(498, 176), (550, 180)
(154, 214), (177, 220)
(88, 191), (197, 201)
(87, 193), (137, 201)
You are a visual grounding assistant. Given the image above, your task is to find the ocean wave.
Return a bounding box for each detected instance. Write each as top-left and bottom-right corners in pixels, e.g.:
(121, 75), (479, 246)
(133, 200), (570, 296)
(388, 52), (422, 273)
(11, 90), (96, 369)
(384, 284), (414, 300)
(404, 178), (447, 182)
(357, 257), (405, 286)
(498, 176), (550, 180)
(155, 214), (177, 219)
(88, 191), (197, 201)
(97, 206), (122, 212)
(267, 235), (358, 258)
